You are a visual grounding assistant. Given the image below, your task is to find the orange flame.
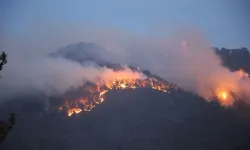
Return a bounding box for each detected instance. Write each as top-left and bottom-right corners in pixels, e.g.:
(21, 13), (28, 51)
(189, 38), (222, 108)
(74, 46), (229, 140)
(60, 77), (172, 116)
(61, 68), (249, 116)
(215, 88), (234, 106)
(67, 108), (82, 116)
(220, 91), (227, 100)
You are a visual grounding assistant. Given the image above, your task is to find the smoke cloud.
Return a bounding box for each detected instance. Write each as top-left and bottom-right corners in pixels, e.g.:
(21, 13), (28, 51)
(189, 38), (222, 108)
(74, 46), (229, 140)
(93, 28), (250, 105)
(1, 24), (250, 105)
(0, 56), (145, 100)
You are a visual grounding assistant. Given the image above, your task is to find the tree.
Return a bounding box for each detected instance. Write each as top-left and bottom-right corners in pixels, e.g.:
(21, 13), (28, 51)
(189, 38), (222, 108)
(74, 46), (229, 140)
(0, 113), (15, 145)
(0, 52), (7, 71)
(0, 52), (15, 145)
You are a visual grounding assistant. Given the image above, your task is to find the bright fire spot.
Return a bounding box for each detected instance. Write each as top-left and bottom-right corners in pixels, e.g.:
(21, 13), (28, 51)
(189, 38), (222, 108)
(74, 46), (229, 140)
(220, 92), (228, 100)
(100, 90), (108, 97)
(60, 77), (174, 117)
(120, 84), (126, 89)
(216, 90), (234, 106)
(68, 108), (82, 116)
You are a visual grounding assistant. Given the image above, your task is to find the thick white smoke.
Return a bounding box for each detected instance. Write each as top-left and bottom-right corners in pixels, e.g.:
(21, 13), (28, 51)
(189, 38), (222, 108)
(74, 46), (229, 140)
(0, 60), (145, 100)
(1, 24), (250, 105)
(92, 28), (250, 105)
(0, 39), (145, 100)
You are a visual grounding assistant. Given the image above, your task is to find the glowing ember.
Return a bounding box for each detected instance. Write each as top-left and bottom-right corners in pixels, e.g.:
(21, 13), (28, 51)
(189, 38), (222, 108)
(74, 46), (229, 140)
(120, 83), (126, 89)
(60, 77), (172, 116)
(100, 90), (108, 97)
(215, 89), (234, 106)
(220, 91), (228, 100)
(67, 108), (82, 116)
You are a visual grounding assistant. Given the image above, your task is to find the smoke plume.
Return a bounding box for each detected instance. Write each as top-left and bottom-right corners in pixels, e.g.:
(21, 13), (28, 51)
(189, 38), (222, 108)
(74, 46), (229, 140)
(1, 24), (250, 105)
(0, 43), (145, 99)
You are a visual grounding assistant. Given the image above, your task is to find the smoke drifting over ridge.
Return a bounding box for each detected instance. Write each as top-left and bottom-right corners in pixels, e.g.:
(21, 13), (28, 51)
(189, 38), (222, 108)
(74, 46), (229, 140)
(0, 55), (145, 99)
(1, 25), (250, 105)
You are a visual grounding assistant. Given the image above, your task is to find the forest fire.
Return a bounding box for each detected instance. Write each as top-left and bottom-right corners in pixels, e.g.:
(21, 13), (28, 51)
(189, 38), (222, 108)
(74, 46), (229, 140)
(58, 65), (250, 117)
(209, 69), (249, 106)
(59, 77), (171, 116)
(68, 108), (82, 117)
(220, 91), (228, 100)
(216, 90), (234, 106)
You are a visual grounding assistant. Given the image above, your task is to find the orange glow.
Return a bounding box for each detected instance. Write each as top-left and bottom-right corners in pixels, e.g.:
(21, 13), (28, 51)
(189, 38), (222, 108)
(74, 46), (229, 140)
(236, 69), (249, 80)
(68, 108), (82, 116)
(220, 91), (228, 100)
(120, 83), (126, 89)
(215, 89), (234, 106)
(59, 77), (172, 116)
(100, 90), (108, 97)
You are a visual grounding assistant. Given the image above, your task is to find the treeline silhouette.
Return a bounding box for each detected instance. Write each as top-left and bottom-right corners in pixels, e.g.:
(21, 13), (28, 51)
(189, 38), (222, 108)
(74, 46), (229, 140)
(0, 114), (15, 145)
(0, 52), (7, 71)
(214, 47), (250, 74)
(0, 52), (16, 145)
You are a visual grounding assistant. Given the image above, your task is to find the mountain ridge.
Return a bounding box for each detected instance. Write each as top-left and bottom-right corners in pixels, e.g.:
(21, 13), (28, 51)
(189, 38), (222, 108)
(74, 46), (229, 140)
(51, 42), (250, 74)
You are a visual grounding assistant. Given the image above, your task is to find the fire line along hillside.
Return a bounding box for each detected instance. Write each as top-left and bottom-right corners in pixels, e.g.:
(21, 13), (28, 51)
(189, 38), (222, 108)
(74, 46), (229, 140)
(1, 85), (250, 150)
(51, 42), (250, 114)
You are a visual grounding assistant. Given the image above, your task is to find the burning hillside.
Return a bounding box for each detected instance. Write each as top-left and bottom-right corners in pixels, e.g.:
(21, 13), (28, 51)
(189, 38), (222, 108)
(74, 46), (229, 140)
(48, 42), (250, 117)
(58, 65), (250, 117)
(201, 68), (250, 107)
(59, 75), (175, 117)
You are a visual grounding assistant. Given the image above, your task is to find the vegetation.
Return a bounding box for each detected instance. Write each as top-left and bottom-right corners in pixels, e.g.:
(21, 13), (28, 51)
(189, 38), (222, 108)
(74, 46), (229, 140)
(0, 52), (15, 145)
(0, 52), (7, 71)
(0, 113), (15, 145)
(214, 47), (250, 73)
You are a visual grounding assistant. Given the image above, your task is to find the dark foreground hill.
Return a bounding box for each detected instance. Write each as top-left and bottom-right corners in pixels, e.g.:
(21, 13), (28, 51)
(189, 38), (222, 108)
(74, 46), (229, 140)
(1, 88), (250, 150)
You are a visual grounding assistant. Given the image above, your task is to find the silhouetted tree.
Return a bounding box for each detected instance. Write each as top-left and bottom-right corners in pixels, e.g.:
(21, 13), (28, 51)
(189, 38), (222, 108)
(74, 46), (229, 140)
(214, 47), (250, 73)
(0, 114), (16, 145)
(0, 52), (7, 71)
(0, 52), (15, 145)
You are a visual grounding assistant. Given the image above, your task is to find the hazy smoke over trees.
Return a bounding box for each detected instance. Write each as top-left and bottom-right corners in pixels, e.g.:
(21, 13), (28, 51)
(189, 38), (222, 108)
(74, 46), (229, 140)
(1, 24), (250, 104)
